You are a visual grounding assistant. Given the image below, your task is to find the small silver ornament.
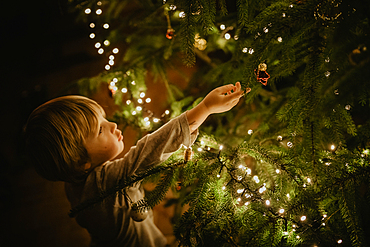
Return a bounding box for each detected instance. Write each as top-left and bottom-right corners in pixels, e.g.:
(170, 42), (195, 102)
(130, 205), (149, 222)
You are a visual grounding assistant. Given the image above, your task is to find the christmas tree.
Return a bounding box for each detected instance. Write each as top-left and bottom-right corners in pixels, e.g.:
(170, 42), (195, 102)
(68, 0), (370, 246)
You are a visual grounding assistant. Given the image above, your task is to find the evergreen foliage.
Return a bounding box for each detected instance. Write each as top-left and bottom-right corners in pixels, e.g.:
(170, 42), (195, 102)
(69, 0), (370, 245)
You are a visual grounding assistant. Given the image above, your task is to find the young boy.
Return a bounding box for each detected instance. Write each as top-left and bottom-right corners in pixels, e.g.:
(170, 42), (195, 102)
(24, 82), (247, 247)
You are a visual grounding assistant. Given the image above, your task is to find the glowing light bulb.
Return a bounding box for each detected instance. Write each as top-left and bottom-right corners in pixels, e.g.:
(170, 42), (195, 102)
(224, 33), (231, 40)
(277, 37), (282, 42)
(237, 189), (244, 194)
(279, 208), (285, 214)
(276, 169), (280, 174)
(253, 175), (260, 183)
(248, 48), (254, 54)
(96, 9), (102, 15)
(222, 186), (226, 190)
(103, 23), (109, 29)
(217, 174), (221, 178)
(140, 92), (145, 98)
(108, 60), (114, 66)
(242, 47), (248, 53)
(98, 48), (104, 54)
(132, 111), (137, 115)
(85, 8), (91, 14)
(121, 88), (127, 93)
(109, 55), (114, 60)
(112, 78), (118, 82)
(197, 147), (202, 152)
(136, 106), (142, 111)
(113, 48), (119, 54)
(153, 118), (159, 123)
(219, 145), (223, 150)
(145, 98), (151, 103)
(244, 202), (250, 206)
(246, 168), (252, 175)
(126, 100), (131, 105)
(144, 117), (149, 122)
(90, 33), (96, 39)
(338, 239), (342, 244)
(330, 144), (335, 150)
(248, 129), (253, 135)
(105, 65), (110, 70)
(104, 40), (110, 46)
(165, 110), (170, 115)
(265, 200), (270, 206)
(300, 215), (306, 221)
(137, 99), (143, 104)
(179, 11), (185, 18)
(220, 24), (226, 30)
(90, 23), (95, 28)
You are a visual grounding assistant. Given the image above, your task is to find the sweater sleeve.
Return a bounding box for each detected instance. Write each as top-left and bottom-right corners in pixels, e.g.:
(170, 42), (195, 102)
(97, 112), (198, 190)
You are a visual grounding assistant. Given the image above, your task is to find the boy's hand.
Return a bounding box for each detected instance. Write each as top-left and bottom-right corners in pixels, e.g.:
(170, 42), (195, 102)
(202, 82), (250, 114)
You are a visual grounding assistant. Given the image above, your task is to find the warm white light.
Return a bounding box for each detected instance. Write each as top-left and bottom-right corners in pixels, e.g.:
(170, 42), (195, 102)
(96, 9), (102, 15)
(283, 231), (288, 235)
(222, 186), (226, 190)
(108, 60), (114, 66)
(277, 37), (282, 42)
(248, 48), (254, 54)
(140, 92), (145, 98)
(237, 189), (244, 194)
(113, 48), (119, 54)
(242, 47), (248, 53)
(131, 81), (136, 85)
(263, 27), (269, 33)
(276, 169), (280, 174)
(248, 129), (253, 135)
(265, 200), (270, 206)
(287, 142), (293, 148)
(105, 65), (110, 70)
(282, 13), (286, 17)
(90, 23), (95, 28)
(287, 193), (290, 198)
(104, 40), (110, 46)
(98, 48), (104, 54)
(103, 23), (109, 29)
(224, 33), (231, 40)
(237, 197), (241, 202)
(219, 145), (223, 150)
(112, 78), (118, 82)
(132, 111), (137, 115)
(244, 202), (250, 206)
(179, 11), (185, 18)
(85, 8), (91, 14)
(165, 110), (170, 115)
(136, 106), (142, 111)
(338, 239), (342, 244)
(253, 175), (260, 183)
(137, 99), (143, 104)
(246, 168), (252, 175)
(121, 88), (127, 93)
(144, 117), (149, 122)
(109, 55), (114, 60)
(220, 24), (226, 30)
(279, 208), (285, 214)
(330, 144), (335, 150)
(110, 81), (115, 86)
(126, 100), (131, 105)
(239, 165), (245, 169)
(307, 177), (311, 183)
(145, 98), (151, 103)
(89, 33), (96, 39)
(217, 174), (221, 178)
(95, 42), (101, 48)
(153, 118), (159, 123)
(197, 147), (202, 152)
(259, 186), (266, 193)
(300, 215), (306, 221)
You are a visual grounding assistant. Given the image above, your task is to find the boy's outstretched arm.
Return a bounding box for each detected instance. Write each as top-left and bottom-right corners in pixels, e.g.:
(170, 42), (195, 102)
(186, 82), (251, 133)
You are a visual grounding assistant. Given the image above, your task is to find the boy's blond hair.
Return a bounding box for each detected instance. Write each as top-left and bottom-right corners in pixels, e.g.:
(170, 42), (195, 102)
(24, 95), (105, 183)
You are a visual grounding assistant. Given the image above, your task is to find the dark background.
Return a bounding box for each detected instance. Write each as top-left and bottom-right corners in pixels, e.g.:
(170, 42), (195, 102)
(1, 1), (103, 246)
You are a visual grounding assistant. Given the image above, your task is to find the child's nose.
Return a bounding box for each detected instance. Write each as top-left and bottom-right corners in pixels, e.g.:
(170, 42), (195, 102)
(110, 122), (117, 132)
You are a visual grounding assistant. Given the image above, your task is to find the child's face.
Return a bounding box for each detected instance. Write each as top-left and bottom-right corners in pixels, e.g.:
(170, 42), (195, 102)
(84, 114), (124, 168)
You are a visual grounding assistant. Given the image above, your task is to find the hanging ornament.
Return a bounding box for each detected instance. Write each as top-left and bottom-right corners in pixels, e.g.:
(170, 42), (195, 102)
(194, 33), (207, 50)
(166, 28), (175, 39)
(130, 201), (149, 222)
(165, 9), (175, 39)
(184, 146), (193, 162)
(349, 44), (368, 66)
(255, 63), (270, 86)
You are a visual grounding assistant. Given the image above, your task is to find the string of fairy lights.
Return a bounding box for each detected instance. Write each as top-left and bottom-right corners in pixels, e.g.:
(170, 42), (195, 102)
(80, 0), (364, 245)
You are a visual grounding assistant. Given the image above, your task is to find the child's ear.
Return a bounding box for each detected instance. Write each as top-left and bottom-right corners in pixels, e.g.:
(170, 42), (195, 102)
(84, 162), (92, 171)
